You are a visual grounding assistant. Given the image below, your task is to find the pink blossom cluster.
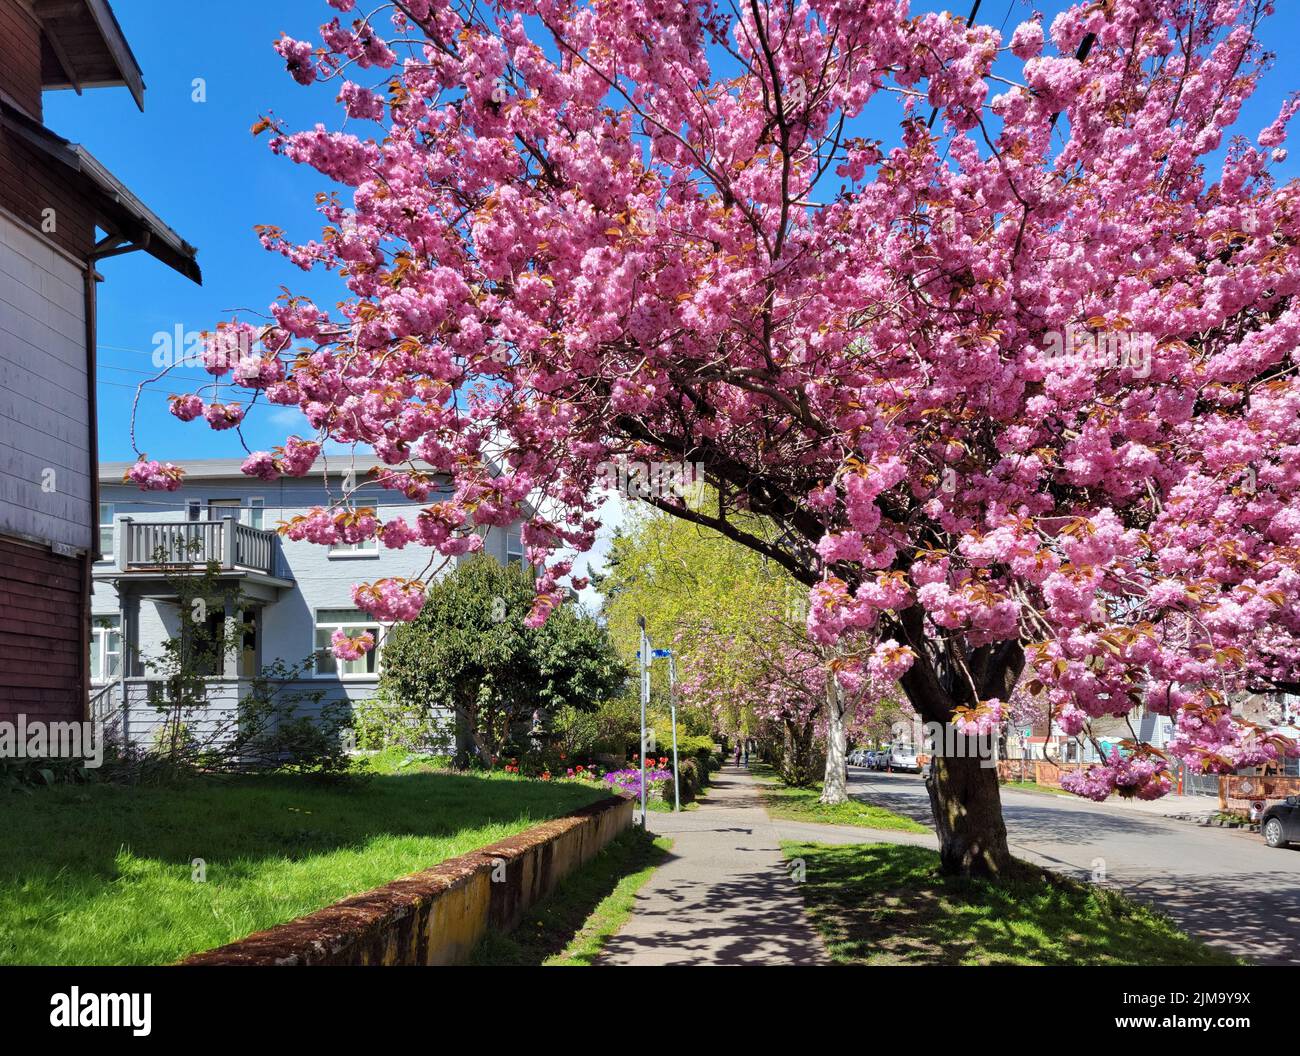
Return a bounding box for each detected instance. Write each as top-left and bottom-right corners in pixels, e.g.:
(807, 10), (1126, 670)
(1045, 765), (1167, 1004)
(953, 699), (1004, 738)
(352, 577), (427, 622)
(330, 627), (374, 661)
(1061, 750), (1172, 802)
(168, 394), (204, 422)
(123, 458), (184, 492)
(240, 438), (322, 481)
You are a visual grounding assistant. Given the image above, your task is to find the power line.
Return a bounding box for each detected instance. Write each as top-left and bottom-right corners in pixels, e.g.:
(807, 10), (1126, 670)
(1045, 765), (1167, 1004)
(928, 0), (984, 130)
(97, 362), (212, 379)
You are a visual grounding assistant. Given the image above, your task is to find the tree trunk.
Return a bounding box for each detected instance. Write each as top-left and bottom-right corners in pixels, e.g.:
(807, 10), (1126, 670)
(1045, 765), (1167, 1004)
(925, 751), (1012, 878)
(820, 672), (848, 804)
(895, 626), (1019, 880)
(781, 716), (818, 787)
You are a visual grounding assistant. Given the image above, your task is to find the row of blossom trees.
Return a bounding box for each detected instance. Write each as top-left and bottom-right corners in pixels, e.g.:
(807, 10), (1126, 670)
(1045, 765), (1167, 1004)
(597, 497), (905, 799)
(129, 0), (1300, 876)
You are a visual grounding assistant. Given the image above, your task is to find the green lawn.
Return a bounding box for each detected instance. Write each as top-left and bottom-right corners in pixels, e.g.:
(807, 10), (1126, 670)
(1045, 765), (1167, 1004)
(750, 762), (929, 833)
(647, 795), (701, 812)
(784, 841), (1239, 966)
(1002, 780), (1072, 797)
(0, 769), (609, 965)
(472, 829), (672, 966)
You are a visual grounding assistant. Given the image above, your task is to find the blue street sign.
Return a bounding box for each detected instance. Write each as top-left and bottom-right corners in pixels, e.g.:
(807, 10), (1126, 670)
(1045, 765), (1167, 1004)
(636, 649), (674, 659)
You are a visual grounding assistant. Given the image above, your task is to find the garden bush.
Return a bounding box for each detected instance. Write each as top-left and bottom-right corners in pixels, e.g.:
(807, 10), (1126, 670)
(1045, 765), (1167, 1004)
(352, 690), (453, 753)
(551, 704), (601, 760)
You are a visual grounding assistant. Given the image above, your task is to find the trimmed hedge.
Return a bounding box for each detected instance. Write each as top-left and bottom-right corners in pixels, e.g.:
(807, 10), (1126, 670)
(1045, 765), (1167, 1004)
(647, 747), (720, 805)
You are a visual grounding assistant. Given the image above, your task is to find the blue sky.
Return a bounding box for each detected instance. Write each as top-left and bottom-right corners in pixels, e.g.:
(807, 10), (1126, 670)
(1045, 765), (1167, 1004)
(47, 0), (1300, 466)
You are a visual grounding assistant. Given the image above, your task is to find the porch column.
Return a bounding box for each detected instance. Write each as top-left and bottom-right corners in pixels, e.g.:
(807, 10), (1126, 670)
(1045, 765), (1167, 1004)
(222, 591), (240, 680)
(120, 588), (141, 678)
(117, 517), (132, 572)
(221, 514), (237, 570)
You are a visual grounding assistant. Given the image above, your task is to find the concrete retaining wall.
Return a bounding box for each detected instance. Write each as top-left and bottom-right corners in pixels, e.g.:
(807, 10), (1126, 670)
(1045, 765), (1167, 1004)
(180, 793), (634, 966)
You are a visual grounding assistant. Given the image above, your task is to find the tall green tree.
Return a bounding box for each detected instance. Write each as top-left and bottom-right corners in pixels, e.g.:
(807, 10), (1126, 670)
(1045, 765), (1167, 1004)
(380, 555), (627, 766)
(598, 498), (811, 742)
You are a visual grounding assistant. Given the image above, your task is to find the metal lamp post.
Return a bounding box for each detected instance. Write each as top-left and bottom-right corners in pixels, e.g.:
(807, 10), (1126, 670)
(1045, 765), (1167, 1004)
(634, 624), (682, 818)
(637, 615), (648, 826)
(668, 653), (680, 812)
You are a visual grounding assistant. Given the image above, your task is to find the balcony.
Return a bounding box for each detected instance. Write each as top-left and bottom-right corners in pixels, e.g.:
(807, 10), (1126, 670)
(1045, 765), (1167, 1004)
(113, 517), (289, 580)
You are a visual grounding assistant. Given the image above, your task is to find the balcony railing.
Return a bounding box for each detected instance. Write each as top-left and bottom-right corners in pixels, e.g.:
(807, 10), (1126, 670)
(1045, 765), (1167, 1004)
(117, 517), (284, 577)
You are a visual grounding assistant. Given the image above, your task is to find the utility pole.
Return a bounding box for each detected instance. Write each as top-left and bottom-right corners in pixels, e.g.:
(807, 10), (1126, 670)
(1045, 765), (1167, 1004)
(669, 653), (680, 812)
(637, 615), (649, 827)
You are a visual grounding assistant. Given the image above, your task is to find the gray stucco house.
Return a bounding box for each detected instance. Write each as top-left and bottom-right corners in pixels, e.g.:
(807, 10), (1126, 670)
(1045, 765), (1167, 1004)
(91, 456), (525, 745)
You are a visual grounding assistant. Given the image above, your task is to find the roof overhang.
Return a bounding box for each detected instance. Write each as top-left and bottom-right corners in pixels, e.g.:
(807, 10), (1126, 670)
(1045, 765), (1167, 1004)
(100, 458), (453, 483)
(34, 0), (145, 111)
(0, 98), (200, 283)
(94, 569), (295, 600)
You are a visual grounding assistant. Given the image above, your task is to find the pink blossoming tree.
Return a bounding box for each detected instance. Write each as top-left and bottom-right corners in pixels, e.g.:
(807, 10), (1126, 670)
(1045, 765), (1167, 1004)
(134, 0), (1300, 876)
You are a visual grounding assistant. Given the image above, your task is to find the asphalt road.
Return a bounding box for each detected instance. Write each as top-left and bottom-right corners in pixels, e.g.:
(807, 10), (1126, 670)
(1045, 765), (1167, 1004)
(846, 766), (1300, 964)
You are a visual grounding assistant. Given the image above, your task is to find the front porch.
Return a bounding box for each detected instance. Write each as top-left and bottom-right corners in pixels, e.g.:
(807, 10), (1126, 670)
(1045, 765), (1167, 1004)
(92, 518), (295, 745)
(90, 677), (252, 748)
(113, 516), (290, 579)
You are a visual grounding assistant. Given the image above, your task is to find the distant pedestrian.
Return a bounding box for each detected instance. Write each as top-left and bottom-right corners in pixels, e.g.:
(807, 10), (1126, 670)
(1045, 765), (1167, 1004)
(733, 744), (742, 767)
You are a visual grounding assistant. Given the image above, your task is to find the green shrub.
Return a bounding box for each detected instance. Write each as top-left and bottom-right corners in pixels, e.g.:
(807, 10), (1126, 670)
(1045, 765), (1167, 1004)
(552, 704), (601, 759)
(353, 691), (453, 753)
(592, 693), (641, 755)
(1, 756), (98, 792)
(677, 757), (706, 799)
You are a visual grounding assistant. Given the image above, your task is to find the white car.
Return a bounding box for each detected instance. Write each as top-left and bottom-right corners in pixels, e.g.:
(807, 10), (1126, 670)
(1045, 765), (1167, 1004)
(888, 744), (921, 773)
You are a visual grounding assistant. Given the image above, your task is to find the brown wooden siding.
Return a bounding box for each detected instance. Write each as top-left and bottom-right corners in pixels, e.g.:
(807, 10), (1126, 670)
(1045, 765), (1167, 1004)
(0, 124), (95, 261)
(0, 533), (86, 721)
(0, 0), (44, 121)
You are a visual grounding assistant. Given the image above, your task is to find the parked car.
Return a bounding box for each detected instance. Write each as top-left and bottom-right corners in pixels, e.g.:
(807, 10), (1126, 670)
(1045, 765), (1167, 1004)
(888, 744), (921, 773)
(871, 749), (890, 771)
(1262, 796), (1300, 848)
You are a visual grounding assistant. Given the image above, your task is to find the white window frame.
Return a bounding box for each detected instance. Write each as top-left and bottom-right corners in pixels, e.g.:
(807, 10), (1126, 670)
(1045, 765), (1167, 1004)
(313, 608), (384, 680)
(98, 502), (115, 561)
(90, 615), (122, 684)
(328, 537), (380, 558)
(247, 497), (265, 530)
(506, 530), (526, 567)
(207, 499), (241, 521)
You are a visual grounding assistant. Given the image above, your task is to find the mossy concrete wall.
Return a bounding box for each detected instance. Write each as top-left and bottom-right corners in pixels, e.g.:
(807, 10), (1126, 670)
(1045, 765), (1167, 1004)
(180, 793), (634, 966)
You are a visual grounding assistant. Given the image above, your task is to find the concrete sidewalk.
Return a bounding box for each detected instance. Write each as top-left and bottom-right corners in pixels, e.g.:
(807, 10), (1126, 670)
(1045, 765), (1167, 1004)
(598, 765), (829, 965)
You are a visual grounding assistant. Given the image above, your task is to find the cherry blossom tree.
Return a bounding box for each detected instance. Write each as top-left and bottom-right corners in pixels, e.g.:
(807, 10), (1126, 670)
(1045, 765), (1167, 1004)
(131, 0), (1300, 876)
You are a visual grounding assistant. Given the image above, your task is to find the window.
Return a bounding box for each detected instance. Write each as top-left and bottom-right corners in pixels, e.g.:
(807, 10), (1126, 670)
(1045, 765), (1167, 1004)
(328, 538), (379, 557)
(506, 531), (526, 568)
(187, 500), (202, 522)
(90, 615), (121, 683)
(208, 499), (240, 520)
(247, 497), (265, 530)
(98, 503), (115, 559)
(314, 608), (382, 678)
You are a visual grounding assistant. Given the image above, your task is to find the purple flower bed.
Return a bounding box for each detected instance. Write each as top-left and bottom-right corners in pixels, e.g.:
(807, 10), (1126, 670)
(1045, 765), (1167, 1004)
(602, 767), (673, 797)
